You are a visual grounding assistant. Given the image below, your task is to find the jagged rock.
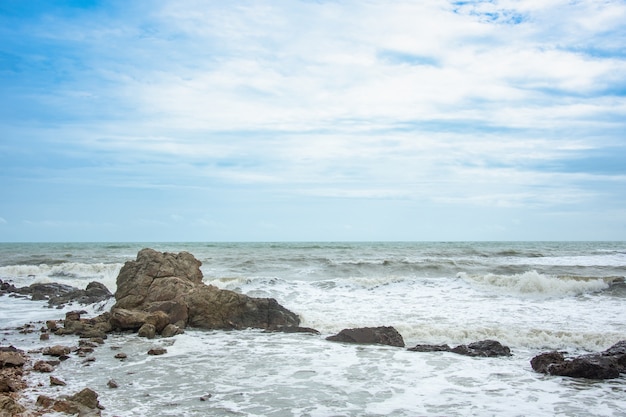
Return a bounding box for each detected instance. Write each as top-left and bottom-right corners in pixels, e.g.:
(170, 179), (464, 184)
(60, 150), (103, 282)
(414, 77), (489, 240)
(138, 323), (156, 339)
(107, 379), (118, 389)
(37, 388), (103, 416)
(326, 326), (405, 347)
(113, 248), (300, 330)
(531, 341), (626, 379)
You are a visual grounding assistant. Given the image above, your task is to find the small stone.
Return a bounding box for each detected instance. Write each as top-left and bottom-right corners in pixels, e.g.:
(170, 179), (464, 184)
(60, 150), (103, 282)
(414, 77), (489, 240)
(200, 394), (212, 401)
(40, 333), (50, 341)
(147, 347), (167, 356)
(114, 353), (127, 359)
(107, 379), (119, 389)
(33, 361), (54, 373)
(50, 376), (66, 386)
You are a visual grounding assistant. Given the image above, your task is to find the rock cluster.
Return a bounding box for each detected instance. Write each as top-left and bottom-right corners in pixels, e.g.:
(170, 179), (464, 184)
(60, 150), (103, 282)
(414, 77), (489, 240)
(2, 280), (113, 307)
(326, 326), (405, 347)
(408, 340), (512, 357)
(531, 340), (626, 379)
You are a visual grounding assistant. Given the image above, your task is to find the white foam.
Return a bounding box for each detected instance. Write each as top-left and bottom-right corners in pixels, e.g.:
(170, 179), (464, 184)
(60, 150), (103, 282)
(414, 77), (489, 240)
(458, 270), (609, 297)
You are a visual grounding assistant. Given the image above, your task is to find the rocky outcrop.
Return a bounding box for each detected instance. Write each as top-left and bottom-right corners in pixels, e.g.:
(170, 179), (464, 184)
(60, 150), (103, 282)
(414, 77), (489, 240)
(326, 326), (405, 347)
(9, 281), (112, 307)
(531, 340), (626, 379)
(408, 340), (511, 357)
(36, 387), (103, 416)
(112, 248), (300, 333)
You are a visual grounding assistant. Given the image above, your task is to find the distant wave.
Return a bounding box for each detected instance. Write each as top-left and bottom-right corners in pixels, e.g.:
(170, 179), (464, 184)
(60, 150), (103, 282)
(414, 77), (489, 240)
(457, 270), (610, 297)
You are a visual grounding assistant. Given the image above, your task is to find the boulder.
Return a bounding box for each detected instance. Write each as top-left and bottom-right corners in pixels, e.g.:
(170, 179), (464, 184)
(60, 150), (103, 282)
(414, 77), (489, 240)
(326, 326), (405, 347)
(161, 324), (184, 338)
(137, 323), (156, 339)
(0, 395), (26, 416)
(531, 340), (626, 379)
(112, 248), (300, 331)
(11, 281), (112, 306)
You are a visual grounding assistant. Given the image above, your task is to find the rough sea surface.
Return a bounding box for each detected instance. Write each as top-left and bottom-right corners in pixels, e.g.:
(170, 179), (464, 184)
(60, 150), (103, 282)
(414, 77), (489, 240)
(1, 241), (625, 416)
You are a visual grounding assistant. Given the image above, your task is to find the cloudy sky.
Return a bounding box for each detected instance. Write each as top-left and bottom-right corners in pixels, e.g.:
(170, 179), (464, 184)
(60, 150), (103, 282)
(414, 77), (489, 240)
(1, 0), (625, 242)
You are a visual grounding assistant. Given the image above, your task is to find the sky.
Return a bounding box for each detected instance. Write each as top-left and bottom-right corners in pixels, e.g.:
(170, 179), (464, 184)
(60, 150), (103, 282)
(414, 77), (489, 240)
(1, 0), (625, 242)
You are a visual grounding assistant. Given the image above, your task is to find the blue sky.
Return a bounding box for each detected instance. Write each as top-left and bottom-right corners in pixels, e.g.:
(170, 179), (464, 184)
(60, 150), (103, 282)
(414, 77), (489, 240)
(1, 0), (625, 242)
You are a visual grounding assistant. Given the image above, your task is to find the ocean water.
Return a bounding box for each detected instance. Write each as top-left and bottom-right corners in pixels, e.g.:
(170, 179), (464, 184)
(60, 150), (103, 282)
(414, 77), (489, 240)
(1, 241), (625, 416)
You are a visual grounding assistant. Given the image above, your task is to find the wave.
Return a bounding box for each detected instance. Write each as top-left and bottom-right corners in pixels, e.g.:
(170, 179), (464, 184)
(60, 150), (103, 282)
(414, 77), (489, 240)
(0, 262), (122, 290)
(457, 270), (610, 297)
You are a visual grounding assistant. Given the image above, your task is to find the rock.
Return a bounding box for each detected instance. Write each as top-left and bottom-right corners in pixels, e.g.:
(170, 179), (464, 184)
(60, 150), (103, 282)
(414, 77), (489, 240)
(200, 394), (212, 401)
(109, 308), (150, 331)
(107, 379), (118, 389)
(531, 341), (626, 379)
(145, 311), (170, 334)
(113, 248), (300, 330)
(138, 323), (156, 339)
(161, 324), (184, 338)
(46, 320), (59, 331)
(147, 347), (167, 356)
(50, 376), (66, 386)
(69, 387), (102, 410)
(40, 333), (50, 341)
(43, 345), (72, 357)
(407, 344), (452, 352)
(0, 346), (27, 368)
(267, 326), (320, 334)
(407, 340), (511, 357)
(114, 353), (127, 360)
(450, 340), (511, 357)
(0, 394), (26, 415)
(33, 361), (55, 373)
(326, 326), (405, 347)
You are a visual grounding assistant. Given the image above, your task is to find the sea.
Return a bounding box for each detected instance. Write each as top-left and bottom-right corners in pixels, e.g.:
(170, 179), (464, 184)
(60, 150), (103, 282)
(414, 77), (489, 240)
(1, 241), (625, 417)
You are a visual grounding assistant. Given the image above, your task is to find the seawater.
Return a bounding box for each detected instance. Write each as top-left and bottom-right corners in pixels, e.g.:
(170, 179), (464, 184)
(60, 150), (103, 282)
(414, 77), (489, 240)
(1, 241), (626, 416)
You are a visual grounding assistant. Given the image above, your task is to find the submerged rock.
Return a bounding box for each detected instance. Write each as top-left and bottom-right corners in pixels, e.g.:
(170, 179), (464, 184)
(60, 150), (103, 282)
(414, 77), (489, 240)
(326, 326), (405, 347)
(408, 340), (511, 357)
(11, 281), (112, 306)
(112, 248), (300, 332)
(531, 340), (626, 379)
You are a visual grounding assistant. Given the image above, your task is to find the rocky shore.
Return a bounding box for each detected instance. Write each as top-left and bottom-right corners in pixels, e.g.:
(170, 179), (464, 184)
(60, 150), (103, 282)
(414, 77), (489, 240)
(2, 248), (625, 416)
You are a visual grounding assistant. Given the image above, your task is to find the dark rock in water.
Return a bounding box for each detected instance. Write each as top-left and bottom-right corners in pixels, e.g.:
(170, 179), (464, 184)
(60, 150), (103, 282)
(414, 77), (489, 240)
(161, 324), (184, 338)
(531, 340), (626, 379)
(408, 340), (511, 357)
(107, 379), (119, 389)
(148, 347), (167, 356)
(9, 281), (112, 306)
(50, 376), (66, 386)
(451, 340), (511, 357)
(113, 248), (300, 331)
(326, 326), (405, 347)
(407, 344), (452, 352)
(0, 346), (27, 368)
(267, 326), (320, 335)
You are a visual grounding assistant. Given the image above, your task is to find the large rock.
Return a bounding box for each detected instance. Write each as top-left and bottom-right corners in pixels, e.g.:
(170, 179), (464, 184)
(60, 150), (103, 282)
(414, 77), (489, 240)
(12, 281), (112, 306)
(113, 248), (300, 331)
(531, 340), (626, 379)
(326, 326), (405, 347)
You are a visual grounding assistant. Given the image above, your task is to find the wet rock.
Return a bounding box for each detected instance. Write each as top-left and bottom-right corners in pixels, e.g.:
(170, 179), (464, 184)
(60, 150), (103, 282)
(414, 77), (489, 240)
(33, 361), (55, 373)
(50, 376), (66, 386)
(107, 379), (118, 389)
(138, 323), (156, 339)
(43, 345), (72, 357)
(0, 346), (27, 368)
(161, 324), (184, 338)
(114, 248), (300, 330)
(267, 326), (320, 335)
(148, 347), (167, 356)
(109, 308), (149, 331)
(40, 333), (50, 341)
(0, 394), (26, 415)
(531, 341), (626, 379)
(450, 340), (511, 357)
(37, 387), (103, 416)
(407, 344), (452, 353)
(326, 326), (405, 347)
(114, 353), (127, 360)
